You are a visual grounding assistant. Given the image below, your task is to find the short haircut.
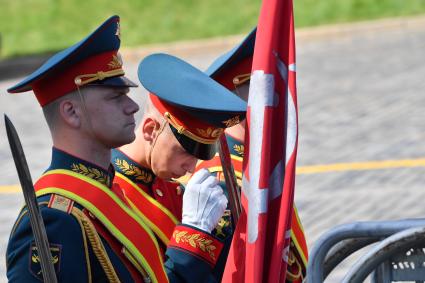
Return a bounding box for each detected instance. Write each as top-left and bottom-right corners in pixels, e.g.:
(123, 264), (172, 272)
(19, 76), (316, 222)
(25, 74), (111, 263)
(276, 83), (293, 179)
(42, 90), (79, 132)
(143, 95), (165, 121)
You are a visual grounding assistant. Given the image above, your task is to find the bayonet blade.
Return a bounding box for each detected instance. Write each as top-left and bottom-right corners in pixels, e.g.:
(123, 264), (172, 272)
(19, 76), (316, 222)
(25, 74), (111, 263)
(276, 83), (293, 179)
(5, 115), (58, 283)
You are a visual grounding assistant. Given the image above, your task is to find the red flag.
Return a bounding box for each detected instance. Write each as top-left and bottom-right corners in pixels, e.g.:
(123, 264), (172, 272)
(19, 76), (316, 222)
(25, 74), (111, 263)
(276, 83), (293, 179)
(222, 0), (298, 282)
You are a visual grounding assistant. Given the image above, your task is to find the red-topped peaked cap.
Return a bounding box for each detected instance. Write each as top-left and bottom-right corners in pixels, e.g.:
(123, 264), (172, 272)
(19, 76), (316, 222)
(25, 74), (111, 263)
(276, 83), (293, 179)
(138, 53), (247, 160)
(7, 15), (137, 106)
(205, 28), (256, 91)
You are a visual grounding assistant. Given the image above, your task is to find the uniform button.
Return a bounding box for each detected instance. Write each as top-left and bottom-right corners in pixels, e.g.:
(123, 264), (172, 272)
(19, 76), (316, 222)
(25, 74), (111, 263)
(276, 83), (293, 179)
(176, 186), (183, 196)
(155, 189), (163, 197)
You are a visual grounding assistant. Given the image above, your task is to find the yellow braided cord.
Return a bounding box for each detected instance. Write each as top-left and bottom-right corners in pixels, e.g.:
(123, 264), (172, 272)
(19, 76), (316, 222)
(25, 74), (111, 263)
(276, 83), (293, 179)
(232, 73), (251, 86)
(71, 208), (121, 283)
(149, 119), (168, 161)
(74, 69), (125, 86)
(164, 112), (222, 144)
(72, 208), (93, 283)
(286, 249), (303, 281)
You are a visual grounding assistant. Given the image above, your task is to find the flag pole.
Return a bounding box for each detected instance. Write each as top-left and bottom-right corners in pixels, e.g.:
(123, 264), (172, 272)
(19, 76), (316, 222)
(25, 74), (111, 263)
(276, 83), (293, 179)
(218, 134), (241, 228)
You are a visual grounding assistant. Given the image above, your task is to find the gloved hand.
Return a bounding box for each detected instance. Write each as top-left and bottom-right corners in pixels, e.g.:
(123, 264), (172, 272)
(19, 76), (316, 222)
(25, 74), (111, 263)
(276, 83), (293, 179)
(182, 168), (228, 233)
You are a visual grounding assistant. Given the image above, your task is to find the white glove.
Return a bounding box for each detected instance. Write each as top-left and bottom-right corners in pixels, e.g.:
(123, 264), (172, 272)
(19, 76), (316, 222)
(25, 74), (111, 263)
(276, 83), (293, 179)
(182, 168), (228, 233)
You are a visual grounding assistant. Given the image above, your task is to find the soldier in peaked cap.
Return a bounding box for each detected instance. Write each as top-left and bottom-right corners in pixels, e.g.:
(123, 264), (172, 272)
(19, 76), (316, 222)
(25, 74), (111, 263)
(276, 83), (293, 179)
(111, 53), (247, 282)
(195, 28), (309, 282)
(5, 15), (144, 282)
(5, 14), (238, 281)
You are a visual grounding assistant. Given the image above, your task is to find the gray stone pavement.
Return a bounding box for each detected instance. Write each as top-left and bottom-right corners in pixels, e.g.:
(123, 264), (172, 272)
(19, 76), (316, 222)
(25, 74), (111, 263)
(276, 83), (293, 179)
(1, 16), (425, 282)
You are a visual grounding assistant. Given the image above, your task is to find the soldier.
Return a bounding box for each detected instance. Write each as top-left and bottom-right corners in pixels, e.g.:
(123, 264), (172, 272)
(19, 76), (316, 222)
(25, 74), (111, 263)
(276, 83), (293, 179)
(6, 16), (228, 283)
(112, 53), (248, 282)
(196, 29), (309, 282)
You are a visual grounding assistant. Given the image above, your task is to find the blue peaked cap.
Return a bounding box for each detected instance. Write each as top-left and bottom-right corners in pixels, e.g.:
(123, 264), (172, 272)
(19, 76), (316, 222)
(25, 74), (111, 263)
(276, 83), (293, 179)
(138, 53), (247, 160)
(205, 27), (256, 80)
(138, 53), (246, 127)
(8, 15), (137, 106)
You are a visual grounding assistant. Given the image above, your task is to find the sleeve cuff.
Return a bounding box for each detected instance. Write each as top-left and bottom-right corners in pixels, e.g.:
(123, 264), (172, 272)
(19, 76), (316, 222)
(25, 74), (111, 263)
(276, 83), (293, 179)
(168, 224), (224, 266)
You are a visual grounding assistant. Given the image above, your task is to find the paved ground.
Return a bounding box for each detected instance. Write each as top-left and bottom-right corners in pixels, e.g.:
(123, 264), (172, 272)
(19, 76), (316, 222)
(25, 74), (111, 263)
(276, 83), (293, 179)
(1, 16), (425, 282)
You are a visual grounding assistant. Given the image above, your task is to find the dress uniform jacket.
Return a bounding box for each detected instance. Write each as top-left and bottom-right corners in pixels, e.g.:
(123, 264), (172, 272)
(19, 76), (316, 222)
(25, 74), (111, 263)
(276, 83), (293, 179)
(112, 148), (228, 283)
(7, 148), (148, 282)
(7, 148), (225, 283)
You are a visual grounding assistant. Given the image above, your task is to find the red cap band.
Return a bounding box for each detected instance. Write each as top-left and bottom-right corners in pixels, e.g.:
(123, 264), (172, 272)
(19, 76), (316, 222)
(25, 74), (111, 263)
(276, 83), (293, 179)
(33, 51), (122, 106)
(150, 94), (223, 144)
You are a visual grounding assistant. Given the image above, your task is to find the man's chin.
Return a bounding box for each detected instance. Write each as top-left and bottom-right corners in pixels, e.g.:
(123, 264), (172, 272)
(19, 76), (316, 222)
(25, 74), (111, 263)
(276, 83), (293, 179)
(112, 133), (136, 148)
(156, 171), (182, 180)
(119, 132), (136, 145)
(158, 173), (175, 180)
(171, 173), (183, 179)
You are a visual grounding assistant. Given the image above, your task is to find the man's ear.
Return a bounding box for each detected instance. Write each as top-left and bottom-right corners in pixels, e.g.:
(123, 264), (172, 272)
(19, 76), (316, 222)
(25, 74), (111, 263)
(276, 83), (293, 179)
(142, 117), (160, 142)
(59, 99), (81, 128)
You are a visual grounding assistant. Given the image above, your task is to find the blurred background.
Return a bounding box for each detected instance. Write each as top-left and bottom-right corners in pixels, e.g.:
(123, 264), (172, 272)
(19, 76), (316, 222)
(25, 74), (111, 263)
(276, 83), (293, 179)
(1, 0), (425, 282)
(1, 0), (425, 58)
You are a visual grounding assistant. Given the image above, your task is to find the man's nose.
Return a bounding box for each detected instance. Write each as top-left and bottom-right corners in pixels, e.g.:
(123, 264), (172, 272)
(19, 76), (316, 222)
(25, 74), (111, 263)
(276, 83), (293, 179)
(125, 97), (140, 115)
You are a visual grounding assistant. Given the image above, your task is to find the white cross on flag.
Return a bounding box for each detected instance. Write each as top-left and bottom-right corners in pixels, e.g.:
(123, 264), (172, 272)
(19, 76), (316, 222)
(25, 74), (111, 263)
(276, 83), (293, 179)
(222, 0), (299, 282)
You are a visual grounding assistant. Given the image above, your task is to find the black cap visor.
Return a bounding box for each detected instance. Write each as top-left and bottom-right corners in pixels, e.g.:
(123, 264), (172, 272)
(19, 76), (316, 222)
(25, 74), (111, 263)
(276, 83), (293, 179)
(170, 125), (217, 160)
(89, 75), (138, 88)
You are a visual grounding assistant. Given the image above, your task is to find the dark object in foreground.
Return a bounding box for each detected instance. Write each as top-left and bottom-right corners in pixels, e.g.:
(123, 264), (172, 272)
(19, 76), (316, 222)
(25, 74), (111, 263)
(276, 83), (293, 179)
(218, 134), (241, 228)
(5, 114), (58, 283)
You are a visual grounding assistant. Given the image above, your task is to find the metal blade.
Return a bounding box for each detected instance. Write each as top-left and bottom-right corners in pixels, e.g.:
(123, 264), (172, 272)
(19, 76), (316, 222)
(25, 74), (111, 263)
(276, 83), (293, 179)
(5, 115), (58, 283)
